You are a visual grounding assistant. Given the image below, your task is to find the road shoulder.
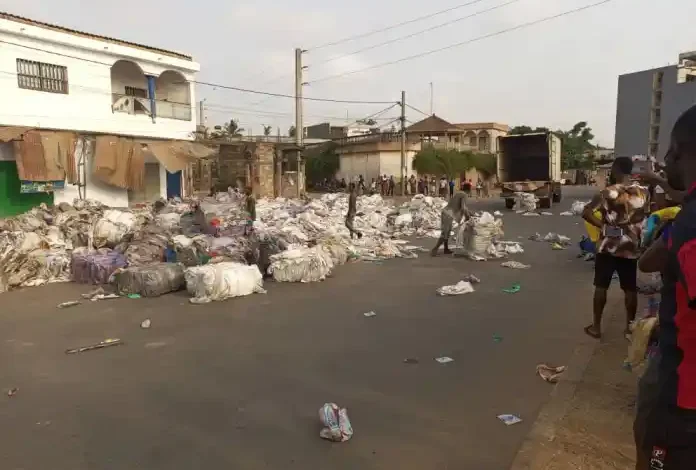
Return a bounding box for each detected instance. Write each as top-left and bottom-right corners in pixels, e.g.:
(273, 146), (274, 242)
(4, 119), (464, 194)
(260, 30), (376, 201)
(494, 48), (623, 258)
(510, 295), (637, 469)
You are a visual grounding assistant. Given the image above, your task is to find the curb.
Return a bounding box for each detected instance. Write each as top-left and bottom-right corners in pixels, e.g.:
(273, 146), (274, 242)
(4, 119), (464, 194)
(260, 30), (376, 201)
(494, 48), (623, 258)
(508, 298), (623, 470)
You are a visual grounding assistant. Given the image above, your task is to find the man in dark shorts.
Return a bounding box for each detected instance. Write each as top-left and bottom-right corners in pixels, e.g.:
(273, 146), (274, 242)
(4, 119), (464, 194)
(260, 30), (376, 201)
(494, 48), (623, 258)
(244, 186), (256, 236)
(430, 191), (471, 256)
(633, 104), (696, 470)
(582, 157), (649, 339)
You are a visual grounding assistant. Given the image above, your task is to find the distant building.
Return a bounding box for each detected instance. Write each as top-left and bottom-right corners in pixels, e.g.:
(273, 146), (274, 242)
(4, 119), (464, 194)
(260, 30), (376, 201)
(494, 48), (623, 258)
(614, 50), (696, 161)
(304, 122), (379, 140)
(333, 116), (509, 184)
(0, 11), (203, 215)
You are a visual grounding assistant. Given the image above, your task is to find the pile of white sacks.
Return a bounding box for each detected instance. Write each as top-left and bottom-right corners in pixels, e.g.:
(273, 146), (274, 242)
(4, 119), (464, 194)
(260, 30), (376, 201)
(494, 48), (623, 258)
(0, 192), (453, 296)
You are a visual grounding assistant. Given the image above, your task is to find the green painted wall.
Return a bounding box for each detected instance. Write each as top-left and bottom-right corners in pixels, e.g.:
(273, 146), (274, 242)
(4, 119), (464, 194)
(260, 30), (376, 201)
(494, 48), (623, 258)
(0, 161), (53, 218)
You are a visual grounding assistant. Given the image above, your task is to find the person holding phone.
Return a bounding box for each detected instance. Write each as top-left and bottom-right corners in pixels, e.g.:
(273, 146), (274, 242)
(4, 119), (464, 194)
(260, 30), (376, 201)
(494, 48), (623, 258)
(582, 156), (649, 340)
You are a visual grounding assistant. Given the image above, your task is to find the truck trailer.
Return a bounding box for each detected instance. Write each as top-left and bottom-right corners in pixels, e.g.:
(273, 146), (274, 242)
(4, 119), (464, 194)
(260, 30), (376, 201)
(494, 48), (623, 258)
(497, 132), (563, 209)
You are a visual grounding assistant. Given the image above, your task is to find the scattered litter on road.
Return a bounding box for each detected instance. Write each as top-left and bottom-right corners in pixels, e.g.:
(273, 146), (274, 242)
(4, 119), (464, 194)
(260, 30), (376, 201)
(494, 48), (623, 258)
(57, 301), (80, 309)
(363, 311), (377, 318)
(522, 212), (541, 217)
(81, 287), (105, 299)
(435, 356), (454, 364)
(127, 294), (142, 299)
(463, 274), (481, 284)
(7, 387), (18, 397)
(186, 262), (264, 304)
(492, 334), (503, 343)
(551, 243), (566, 250)
(497, 414), (523, 426)
(437, 281), (475, 296)
(493, 211), (503, 217)
(543, 233), (571, 245)
(319, 403), (353, 442)
(541, 212), (553, 216)
(502, 283), (521, 294)
(140, 319), (151, 329)
(501, 261), (531, 269)
(403, 358), (419, 364)
(65, 338), (123, 354)
(560, 211), (573, 216)
(90, 293), (120, 301)
(536, 364), (567, 383)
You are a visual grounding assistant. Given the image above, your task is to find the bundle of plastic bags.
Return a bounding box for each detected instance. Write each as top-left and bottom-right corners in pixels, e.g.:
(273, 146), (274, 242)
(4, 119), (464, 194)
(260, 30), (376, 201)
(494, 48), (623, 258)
(185, 262), (264, 304)
(514, 192), (538, 212)
(319, 403), (353, 442)
(269, 246), (335, 282)
(115, 262), (186, 297)
(71, 249), (127, 284)
(93, 210), (137, 248)
(455, 212), (503, 258)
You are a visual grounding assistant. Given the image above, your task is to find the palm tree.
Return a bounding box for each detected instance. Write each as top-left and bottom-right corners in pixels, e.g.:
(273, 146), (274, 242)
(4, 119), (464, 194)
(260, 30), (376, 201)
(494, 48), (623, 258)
(263, 125), (273, 137)
(224, 119), (244, 136)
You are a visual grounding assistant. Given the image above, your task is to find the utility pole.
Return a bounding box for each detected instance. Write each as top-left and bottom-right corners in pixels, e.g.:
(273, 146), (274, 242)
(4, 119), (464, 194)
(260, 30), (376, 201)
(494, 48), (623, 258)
(199, 99), (205, 133)
(400, 90), (406, 196)
(294, 47), (304, 198)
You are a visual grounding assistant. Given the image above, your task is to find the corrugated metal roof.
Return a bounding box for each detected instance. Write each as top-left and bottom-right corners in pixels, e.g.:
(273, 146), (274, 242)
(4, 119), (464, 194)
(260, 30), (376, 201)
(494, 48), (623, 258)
(0, 11), (192, 61)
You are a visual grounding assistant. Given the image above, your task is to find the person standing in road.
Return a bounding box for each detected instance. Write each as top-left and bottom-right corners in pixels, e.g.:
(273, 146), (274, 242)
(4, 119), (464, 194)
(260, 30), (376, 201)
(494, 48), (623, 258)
(449, 178), (455, 198)
(582, 156), (649, 340)
(475, 179), (483, 197)
(409, 175), (417, 196)
(244, 186), (256, 236)
(431, 191), (471, 256)
(345, 183), (363, 239)
(633, 104), (696, 470)
(439, 176), (448, 198)
(388, 176), (395, 196)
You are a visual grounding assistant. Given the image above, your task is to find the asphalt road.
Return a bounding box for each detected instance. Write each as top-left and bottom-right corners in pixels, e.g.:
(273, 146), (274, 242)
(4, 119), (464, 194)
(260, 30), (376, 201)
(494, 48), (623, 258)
(1, 186), (597, 470)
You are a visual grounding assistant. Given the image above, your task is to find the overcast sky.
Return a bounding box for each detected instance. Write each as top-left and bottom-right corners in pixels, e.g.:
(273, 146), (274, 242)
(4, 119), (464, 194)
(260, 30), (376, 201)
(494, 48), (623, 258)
(2, 0), (695, 146)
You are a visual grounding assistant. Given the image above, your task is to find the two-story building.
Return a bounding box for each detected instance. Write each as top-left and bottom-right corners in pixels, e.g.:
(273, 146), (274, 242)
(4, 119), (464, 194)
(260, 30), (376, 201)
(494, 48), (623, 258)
(0, 11), (204, 215)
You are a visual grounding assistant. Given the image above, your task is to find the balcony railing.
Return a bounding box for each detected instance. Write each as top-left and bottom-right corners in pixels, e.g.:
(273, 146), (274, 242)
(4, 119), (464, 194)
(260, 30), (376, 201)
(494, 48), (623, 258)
(112, 94), (192, 121)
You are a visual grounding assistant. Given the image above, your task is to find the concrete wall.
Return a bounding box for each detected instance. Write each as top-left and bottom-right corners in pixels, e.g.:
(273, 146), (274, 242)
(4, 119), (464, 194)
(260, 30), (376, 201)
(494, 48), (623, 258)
(615, 65), (696, 160)
(658, 66), (696, 158)
(0, 17), (199, 140)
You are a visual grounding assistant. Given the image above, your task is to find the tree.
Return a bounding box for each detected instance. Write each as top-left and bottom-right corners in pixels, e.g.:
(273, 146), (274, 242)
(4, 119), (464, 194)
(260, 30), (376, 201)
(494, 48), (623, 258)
(509, 125), (550, 135)
(304, 142), (339, 185)
(558, 121), (595, 170)
(263, 125), (273, 137)
(224, 119), (244, 136)
(288, 125), (296, 138)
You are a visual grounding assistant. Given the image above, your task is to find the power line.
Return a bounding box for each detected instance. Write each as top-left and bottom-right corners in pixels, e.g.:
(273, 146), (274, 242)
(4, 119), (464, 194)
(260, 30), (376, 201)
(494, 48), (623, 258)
(309, 0), (491, 51)
(309, 0), (617, 84)
(0, 38), (395, 105)
(193, 79), (396, 104)
(309, 0), (522, 70)
(406, 104), (431, 118)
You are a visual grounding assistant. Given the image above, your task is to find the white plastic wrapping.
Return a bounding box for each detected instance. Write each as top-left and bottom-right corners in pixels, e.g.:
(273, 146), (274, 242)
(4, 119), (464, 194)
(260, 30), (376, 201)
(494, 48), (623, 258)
(455, 212), (503, 258)
(93, 210), (136, 248)
(514, 192), (538, 212)
(269, 246), (335, 282)
(185, 262), (264, 304)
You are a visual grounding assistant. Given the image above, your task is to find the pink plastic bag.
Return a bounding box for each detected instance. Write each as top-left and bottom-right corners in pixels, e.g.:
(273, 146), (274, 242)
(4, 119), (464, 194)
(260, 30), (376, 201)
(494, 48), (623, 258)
(319, 403), (353, 442)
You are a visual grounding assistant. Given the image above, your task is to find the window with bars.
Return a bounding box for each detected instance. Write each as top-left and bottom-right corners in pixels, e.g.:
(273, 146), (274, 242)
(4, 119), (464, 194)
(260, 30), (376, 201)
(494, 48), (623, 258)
(125, 86), (148, 98)
(16, 59), (68, 94)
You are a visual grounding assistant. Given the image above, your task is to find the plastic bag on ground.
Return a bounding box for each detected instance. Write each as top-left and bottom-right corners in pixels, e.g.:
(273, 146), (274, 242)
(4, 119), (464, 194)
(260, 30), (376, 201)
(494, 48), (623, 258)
(115, 263), (186, 297)
(437, 280), (475, 296)
(319, 403), (353, 442)
(93, 210), (136, 248)
(185, 262), (264, 304)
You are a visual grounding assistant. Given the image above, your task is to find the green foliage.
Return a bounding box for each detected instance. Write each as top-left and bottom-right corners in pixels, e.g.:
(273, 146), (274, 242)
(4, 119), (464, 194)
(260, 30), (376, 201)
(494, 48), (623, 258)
(304, 143), (339, 184)
(263, 125), (273, 136)
(412, 148), (496, 178)
(509, 121), (596, 170)
(288, 125), (296, 138)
